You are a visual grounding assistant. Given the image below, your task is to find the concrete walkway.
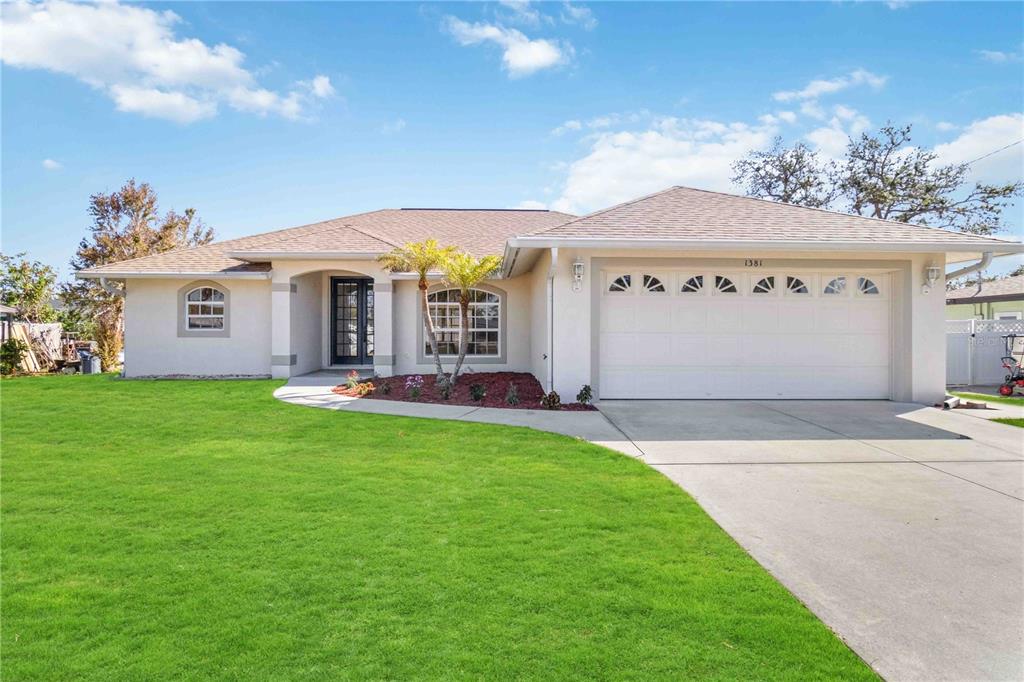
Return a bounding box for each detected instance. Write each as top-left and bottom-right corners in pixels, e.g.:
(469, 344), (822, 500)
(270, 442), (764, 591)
(275, 376), (1023, 681)
(272, 375), (643, 456)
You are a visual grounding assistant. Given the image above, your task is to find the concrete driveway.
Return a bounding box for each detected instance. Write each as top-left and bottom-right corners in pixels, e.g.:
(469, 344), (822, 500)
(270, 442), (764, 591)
(598, 400), (1024, 682)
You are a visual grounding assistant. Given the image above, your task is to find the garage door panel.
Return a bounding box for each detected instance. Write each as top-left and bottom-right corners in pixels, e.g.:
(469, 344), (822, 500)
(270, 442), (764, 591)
(599, 271), (891, 399)
(602, 299), (635, 333)
(635, 300), (673, 332)
(671, 301), (708, 332)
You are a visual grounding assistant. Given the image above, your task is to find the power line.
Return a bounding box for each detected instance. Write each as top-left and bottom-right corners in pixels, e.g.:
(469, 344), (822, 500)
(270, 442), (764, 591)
(964, 138), (1023, 166)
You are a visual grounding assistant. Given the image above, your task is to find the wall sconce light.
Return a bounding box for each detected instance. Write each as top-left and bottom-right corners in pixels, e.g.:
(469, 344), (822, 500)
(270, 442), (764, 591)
(922, 265), (941, 294)
(572, 258), (585, 292)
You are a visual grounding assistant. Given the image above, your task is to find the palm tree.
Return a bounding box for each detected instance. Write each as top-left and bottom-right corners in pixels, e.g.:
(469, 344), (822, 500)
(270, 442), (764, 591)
(378, 240), (457, 384)
(442, 252), (502, 385)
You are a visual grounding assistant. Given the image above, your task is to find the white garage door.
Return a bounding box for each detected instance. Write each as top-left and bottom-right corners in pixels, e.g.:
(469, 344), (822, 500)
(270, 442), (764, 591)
(599, 269), (892, 399)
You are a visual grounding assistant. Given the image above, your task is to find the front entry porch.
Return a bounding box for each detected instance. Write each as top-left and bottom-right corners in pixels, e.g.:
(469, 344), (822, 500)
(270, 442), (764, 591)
(270, 265), (395, 379)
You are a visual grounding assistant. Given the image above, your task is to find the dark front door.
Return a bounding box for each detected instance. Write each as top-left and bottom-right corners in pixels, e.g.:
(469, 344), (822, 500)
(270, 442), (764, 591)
(331, 278), (374, 365)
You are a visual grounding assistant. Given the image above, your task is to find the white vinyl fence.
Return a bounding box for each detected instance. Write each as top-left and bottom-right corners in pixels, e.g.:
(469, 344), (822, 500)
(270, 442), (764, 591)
(946, 319), (1024, 386)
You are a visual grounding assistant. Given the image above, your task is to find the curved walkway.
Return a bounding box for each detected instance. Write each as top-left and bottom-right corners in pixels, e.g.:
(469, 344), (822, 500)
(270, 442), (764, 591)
(272, 375), (644, 457)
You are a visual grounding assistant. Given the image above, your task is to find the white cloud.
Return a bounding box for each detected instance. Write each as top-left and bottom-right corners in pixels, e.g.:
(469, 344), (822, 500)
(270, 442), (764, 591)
(548, 117), (778, 214)
(776, 110), (797, 124)
(561, 2), (598, 30)
(498, 0), (546, 27)
(978, 49), (1022, 64)
(443, 16), (571, 77)
(551, 119), (582, 136)
(773, 69), (887, 102)
(886, 1), (910, 9)
(41, 158), (62, 171)
(514, 200), (548, 209)
(0, 0), (334, 123)
(800, 100), (826, 120)
(379, 118), (407, 134)
(933, 113), (1024, 184)
(805, 106), (870, 159)
(936, 121), (958, 132)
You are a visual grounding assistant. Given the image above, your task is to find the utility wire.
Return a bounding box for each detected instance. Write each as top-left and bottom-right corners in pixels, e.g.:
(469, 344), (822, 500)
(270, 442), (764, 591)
(963, 138), (1023, 166)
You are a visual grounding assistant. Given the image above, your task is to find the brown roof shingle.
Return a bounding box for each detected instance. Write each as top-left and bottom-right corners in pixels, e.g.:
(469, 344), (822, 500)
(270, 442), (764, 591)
(524, 186), (1022, 247)
(80, 208), (574, 276)
(946, 274), (1024, 301)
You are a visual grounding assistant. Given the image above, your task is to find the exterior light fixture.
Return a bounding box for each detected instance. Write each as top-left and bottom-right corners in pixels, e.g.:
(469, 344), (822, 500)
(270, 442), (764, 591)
(922, 265), (941, 294)
(572, 258), (585, 292)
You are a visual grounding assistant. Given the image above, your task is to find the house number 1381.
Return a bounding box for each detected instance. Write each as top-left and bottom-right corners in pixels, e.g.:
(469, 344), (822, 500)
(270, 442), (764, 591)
(744, 259), (763, 267)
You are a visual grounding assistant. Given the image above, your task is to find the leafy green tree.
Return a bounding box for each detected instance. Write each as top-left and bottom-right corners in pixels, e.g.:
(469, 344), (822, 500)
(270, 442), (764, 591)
(0, 252), (58, 323)
(377, 240), (458, 385)
(64, 179), (214, 370)
(732, 123), (1022, 235)
(441, 252), (503, 385)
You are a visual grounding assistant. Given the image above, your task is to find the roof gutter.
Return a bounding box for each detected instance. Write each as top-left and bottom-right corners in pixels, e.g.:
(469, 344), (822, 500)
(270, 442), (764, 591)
(77, 271), (272, 280)
(505, 237), (1024, 254)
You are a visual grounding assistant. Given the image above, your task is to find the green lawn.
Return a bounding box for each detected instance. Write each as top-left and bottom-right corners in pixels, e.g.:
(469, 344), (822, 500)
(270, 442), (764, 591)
(952, 391), (1024, 407)
(2, 376), (874, 680)
(992, 418), (1024, 428)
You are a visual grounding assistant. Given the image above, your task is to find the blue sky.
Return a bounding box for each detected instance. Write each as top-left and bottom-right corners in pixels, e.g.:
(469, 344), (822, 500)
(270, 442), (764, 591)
(2, 0), (1023, 278)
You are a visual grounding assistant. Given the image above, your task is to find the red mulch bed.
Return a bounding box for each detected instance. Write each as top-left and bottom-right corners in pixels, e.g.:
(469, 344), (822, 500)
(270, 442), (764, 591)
(332, 371), (596, 411)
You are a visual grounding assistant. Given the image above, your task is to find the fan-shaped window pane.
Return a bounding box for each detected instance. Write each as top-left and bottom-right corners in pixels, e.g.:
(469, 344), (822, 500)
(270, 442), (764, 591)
(823, 277), (847, 295)
(857, 277), (879, 295)
(786, 276), (809, 294)
(680, 275), (704, 294)
(752, 276), (776, 294)
(642, 274), (666, 293)
(715, 275), (737, 294)
(608, 275), (632, 292)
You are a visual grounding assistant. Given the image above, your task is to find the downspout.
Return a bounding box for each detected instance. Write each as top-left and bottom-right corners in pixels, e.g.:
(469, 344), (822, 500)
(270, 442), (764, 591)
(945, 252), (993, 288)
(546, 247), (558, 393)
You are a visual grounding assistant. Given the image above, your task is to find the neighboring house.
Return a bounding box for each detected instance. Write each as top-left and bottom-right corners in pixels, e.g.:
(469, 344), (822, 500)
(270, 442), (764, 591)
(78, 186), (1024, 403)
(946, 274), (1024, 321)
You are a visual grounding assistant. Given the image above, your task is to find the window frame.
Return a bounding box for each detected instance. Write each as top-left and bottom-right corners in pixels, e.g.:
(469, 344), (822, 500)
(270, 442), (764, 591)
(419, 284), (506, 364)
(177, 280), (230, 338)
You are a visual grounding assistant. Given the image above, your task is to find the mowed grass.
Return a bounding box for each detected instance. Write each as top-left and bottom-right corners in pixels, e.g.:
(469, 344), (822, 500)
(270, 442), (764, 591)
(952, 391), (1024, 407)
(992, 418), (1024, 428)
(2, 376), (874, 681)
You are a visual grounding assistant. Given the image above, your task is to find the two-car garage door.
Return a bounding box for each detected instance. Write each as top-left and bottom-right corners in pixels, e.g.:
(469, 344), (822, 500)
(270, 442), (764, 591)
(598, 269), (892, 399)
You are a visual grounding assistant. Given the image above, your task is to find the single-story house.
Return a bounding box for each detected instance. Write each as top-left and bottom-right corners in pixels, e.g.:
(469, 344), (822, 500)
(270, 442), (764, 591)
(78, 186), (1024, 403)
(946, 274), (1024, 321)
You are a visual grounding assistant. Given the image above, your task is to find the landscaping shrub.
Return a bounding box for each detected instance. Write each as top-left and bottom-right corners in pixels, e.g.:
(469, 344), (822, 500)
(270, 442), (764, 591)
(345, 369), (360, 389)
(576, 384), (593, 405)
(469, 384), (486, 402)
(541, 390), (561, 410)
(405, 374), (424, 399)
(505, 382), (520, 406)
(0, 338), (28, 375)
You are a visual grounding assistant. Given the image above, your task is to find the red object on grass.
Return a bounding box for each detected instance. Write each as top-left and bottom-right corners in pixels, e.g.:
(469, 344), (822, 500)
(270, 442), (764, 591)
(332, 372), (596, 411)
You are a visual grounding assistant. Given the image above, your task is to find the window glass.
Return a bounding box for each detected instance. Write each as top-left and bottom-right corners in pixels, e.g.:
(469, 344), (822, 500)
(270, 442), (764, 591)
(185, 287), (225, 330)
(425, 289), (500, 356)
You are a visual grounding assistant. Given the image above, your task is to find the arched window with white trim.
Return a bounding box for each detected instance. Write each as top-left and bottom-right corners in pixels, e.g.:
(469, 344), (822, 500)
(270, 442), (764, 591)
(178, 281), (230, 337)
(425, 288), (501, 357)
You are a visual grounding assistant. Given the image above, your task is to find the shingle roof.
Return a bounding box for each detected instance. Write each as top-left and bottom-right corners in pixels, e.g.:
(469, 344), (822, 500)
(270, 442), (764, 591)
(79, 208), (574, 276)
(524, 186), (1022, 247)
(946, 274), (1024, 301)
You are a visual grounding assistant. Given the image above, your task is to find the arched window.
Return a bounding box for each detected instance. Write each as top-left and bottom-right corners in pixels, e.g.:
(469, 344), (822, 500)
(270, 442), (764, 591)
(185, 286), (226, 330)
(426, 288), (501, 357)
(642, 274), (666, 293)
(607, 274), (632, 293)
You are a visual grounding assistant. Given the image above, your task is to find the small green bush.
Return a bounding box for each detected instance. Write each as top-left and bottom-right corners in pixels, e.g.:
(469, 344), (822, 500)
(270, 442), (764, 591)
(576, 385), (593, 405)
(505, 383), (520, 406)
(0, 338), (28, 376)
(469, 384), (486, 402)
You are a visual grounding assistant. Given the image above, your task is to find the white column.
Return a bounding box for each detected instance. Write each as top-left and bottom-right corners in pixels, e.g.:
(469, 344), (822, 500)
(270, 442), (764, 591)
(373, 280), (394, 377)
(271, 280), (294, 379)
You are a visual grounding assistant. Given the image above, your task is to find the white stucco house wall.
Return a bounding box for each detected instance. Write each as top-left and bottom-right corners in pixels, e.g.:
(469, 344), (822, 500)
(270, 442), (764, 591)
(78, 186), (1024, 404)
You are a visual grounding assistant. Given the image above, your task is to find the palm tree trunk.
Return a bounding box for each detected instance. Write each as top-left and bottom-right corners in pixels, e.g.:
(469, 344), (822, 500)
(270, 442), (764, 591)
(420, 280), (448, 385)
(450, 294), (470, 385)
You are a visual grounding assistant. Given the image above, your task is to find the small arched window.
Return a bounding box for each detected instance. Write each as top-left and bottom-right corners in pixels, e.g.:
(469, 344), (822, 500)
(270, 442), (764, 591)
(642, 274), (666, 293)
(608, 275), (632, 293)
(185, 286), (226, 330)
(857, 277), (880, 295)
(426, 288), (500, 357)
(680, 275), (704, 294)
